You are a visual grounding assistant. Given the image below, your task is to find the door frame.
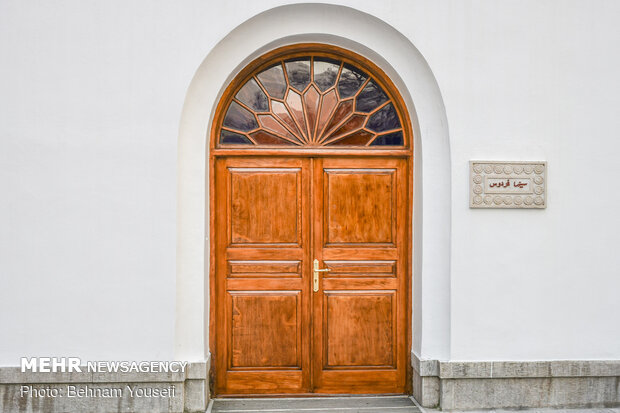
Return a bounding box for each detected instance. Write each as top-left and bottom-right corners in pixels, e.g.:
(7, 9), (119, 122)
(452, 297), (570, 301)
(208, 152), (413, 395)
(207, 43), (414, 395)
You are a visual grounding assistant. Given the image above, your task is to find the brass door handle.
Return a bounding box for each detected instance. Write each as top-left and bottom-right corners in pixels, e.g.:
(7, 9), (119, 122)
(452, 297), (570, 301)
(313, 259), (331, 292)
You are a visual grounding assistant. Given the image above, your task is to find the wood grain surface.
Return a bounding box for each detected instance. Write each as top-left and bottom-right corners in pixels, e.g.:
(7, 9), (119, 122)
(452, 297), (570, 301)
(213, 156), (409, 395)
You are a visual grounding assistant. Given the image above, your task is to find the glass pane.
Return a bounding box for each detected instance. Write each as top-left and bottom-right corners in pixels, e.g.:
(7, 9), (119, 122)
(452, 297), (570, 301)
(223, 101), (258, 131)
(370, 130), (404, 146)
(235, 78), (268, 112)
(258, 114), (302, 144)
(220, 129), (252, 145)
(313, 58), (340, 91)
(329, 130), (375, 146)
(321, 99), (354, 140)
(366, 103), (401, 132)
(256, 64), (287, 99)
(285, 89), (308, 140)
(337, 64), (367, 98)
(325, 114), (366, 142)
(316, 89), (338, 138)
(285, 59), (311, 92)
(355, 80), (388, 113)
(250, 130), (295, 145)
(303, 86), (320, 140)
(272, 100), (302, 139)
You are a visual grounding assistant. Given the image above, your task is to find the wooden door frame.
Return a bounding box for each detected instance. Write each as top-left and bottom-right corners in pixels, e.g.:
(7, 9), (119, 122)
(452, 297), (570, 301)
(207, 43), (414, 394)
(208, 151), (413, 395)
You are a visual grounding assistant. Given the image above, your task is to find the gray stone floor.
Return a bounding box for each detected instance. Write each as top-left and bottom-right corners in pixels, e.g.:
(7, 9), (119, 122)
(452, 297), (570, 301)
(423, 410), (620, 413)
(419, 405), (620, 413)
(422, 407), (620, 413)
(210, 396), (620, 413)
(210, 396), (420, 413)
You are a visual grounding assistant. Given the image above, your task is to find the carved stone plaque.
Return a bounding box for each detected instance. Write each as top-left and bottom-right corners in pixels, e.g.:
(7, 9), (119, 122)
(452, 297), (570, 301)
(470, 161), (546, 209)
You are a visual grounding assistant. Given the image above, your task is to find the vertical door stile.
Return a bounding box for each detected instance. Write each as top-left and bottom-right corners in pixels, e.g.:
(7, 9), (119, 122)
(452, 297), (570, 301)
(310, 157), (322, 392)
(301, 157), (312, 392)
(309, 157), (316, 392)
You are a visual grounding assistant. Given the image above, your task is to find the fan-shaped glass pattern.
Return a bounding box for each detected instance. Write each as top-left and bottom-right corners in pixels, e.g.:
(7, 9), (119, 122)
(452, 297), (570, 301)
(218, 56), (406, 147)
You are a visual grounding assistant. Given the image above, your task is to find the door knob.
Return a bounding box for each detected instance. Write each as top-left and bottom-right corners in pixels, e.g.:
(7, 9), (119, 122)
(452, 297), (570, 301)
(313, 259), (331, 292)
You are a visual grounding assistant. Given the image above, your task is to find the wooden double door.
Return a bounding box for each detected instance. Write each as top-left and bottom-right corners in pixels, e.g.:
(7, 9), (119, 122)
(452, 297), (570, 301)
(213, 156), (409, 395)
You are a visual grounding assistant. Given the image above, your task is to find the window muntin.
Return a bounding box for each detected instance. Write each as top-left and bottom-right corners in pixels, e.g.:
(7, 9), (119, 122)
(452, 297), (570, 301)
(217, 54), (407, 148)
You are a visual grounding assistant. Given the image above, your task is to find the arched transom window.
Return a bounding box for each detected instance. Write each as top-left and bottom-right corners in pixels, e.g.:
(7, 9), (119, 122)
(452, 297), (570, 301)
(216, 50), (409, 148)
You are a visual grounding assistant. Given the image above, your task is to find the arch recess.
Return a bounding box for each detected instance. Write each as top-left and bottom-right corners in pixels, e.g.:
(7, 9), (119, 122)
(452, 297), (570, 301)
(176, 3), (451, 365)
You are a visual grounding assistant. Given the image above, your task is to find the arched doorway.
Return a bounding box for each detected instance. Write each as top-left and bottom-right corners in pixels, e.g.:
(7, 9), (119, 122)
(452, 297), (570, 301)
(209, 44), (413, 395)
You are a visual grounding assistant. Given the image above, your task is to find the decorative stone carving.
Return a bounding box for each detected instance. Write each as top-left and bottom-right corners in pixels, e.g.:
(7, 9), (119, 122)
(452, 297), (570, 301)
(470, 161), (547, 209)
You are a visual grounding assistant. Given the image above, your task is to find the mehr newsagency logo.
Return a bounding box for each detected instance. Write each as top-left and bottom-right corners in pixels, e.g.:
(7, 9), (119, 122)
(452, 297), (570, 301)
(19, 357), (187, 399)
(21, 357), (187, 373)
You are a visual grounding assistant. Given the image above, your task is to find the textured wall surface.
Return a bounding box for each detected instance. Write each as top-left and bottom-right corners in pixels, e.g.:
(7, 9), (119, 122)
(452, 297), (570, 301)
(1, 0), (619, 367)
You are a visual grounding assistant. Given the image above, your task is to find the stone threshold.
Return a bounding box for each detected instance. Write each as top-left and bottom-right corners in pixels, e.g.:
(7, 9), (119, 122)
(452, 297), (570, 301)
(210, 395), (420, 413)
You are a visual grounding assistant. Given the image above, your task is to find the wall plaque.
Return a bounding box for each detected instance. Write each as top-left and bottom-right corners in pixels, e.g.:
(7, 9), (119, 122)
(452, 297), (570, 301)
(470, 161), (546, 209)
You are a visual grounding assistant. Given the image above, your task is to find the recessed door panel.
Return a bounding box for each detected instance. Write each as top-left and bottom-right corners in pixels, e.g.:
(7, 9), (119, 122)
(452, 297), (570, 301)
(324, 169), (396, 245)
(229, 167), (301, 246)
(323, 261), (397, 278)
(229, 292), (301, 369)
(228, 261), (302, 278)
(324, 291), (396, 368)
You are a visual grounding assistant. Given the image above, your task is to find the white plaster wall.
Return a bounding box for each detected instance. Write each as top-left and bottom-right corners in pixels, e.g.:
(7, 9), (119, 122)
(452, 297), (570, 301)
(441, 1), (620, 360)
(1, 0), (619, 365)
(0, 0), (215, 364)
